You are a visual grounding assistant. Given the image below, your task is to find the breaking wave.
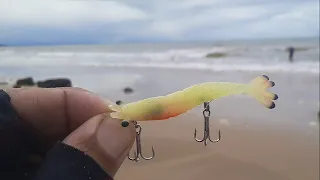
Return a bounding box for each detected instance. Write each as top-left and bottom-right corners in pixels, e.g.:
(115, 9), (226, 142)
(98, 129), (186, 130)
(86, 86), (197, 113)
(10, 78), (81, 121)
(0, 43), (319, 74)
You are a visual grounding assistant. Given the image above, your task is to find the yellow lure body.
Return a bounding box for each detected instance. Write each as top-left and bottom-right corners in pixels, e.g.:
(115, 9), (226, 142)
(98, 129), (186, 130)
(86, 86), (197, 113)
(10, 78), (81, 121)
(109, 75), (278, 121)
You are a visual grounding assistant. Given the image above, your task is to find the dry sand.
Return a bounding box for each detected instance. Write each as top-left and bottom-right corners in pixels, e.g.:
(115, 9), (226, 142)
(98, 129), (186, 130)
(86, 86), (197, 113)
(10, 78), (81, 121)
(115, 114), (319, 180)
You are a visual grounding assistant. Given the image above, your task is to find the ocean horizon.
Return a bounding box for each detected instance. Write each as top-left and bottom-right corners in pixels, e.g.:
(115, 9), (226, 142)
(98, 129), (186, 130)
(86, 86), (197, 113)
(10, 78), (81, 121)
(1, 37), (319, 76)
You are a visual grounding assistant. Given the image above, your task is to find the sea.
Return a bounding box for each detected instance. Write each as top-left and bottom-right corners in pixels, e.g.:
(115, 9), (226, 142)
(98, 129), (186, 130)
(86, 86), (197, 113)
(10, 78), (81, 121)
(0, 37), (319, 132)
(0, 37), (319, 75)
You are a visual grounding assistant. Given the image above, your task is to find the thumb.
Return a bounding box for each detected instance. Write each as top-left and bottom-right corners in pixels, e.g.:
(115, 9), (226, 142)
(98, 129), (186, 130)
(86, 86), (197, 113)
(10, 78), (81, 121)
(63, 113), (136, 177)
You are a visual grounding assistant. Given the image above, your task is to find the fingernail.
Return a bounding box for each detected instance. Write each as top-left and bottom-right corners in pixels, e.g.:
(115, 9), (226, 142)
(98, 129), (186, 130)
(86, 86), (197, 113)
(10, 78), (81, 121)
(96, 116), (135, 159)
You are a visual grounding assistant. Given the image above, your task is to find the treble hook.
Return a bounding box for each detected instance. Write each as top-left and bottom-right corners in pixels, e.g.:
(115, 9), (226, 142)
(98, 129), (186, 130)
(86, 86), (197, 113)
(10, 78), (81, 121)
(194, 102), (221, 146)
(128, 121), (155, 162)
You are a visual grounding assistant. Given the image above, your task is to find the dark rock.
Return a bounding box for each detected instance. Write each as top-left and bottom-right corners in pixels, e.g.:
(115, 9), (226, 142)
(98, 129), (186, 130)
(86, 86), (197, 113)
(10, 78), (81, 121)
(123, 87), (133, 94)
(13, 77), (35, 88)
(37, 78), (72, 88)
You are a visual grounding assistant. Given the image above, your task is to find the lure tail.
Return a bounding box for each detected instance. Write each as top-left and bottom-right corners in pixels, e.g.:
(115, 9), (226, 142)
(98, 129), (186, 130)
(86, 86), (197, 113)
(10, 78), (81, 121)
(247, 75), (278, 109)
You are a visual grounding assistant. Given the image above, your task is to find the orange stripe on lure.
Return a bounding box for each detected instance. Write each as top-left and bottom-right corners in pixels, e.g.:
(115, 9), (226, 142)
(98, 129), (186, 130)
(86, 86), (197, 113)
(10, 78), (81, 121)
(108, 75), (278, 127)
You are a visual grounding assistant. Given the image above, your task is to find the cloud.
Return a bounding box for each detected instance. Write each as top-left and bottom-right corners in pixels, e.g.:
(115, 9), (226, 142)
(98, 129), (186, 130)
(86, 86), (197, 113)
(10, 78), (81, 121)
(146, 4), (272, 38)
(244, 1), (320, 38)
(0, 0), (148, 26)
(146, 0), (319, 40)
(0, 0), (319, 45)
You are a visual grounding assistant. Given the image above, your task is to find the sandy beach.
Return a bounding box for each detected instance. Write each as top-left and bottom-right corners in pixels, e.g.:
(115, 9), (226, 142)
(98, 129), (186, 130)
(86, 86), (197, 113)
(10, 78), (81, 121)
(2, 65), (319, 180)
(104, 68), (319, 180)
(116, 117), (319, 180)
(1, 39), (319, 180)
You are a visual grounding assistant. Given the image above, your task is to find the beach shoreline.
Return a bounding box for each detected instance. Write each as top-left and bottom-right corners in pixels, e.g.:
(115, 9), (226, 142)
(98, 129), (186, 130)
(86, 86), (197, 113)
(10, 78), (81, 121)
(2, 66), (319, 127)
(1, 61), (319, 180)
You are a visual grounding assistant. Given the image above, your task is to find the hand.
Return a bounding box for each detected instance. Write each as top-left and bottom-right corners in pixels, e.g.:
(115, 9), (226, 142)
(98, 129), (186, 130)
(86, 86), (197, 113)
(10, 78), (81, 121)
(5, 87), (136, 177)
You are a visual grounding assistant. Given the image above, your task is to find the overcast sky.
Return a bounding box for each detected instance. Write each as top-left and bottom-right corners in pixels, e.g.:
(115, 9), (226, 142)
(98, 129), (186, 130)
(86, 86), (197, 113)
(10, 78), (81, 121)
(0, 0), (319, 45)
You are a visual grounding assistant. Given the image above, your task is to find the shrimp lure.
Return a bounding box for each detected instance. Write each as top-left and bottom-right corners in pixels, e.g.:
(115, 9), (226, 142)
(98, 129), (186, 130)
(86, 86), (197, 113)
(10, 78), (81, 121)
(109, 75), (278, 162)
(109, 75), (278, 126)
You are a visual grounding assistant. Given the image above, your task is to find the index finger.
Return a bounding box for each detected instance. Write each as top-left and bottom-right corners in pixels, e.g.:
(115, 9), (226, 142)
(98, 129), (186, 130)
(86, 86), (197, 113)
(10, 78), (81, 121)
(5, 87), (113, 140)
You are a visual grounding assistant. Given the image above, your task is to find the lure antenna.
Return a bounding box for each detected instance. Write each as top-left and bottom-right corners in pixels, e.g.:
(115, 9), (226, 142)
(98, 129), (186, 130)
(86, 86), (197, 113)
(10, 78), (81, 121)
(194, 102), (221, 146)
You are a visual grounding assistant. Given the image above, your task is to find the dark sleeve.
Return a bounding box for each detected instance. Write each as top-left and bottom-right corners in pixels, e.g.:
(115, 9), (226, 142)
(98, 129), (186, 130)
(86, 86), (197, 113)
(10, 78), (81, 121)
(34, 142), (113, 180)
(0, 89), (113, 180)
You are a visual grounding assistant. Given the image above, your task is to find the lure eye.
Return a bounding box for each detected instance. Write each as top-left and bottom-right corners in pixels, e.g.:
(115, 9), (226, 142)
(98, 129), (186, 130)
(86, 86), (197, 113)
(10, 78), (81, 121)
(116, 100), (123, 105)
(121, 120), (129, 127)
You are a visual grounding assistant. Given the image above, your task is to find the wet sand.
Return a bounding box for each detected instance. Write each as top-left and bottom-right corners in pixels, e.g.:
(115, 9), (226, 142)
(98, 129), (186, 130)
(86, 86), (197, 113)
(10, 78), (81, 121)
(116, 115), (319, 180)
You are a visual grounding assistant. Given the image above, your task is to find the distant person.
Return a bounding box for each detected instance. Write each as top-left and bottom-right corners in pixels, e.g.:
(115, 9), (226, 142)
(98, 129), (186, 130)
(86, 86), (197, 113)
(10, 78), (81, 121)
(286, 46), (295, 62)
